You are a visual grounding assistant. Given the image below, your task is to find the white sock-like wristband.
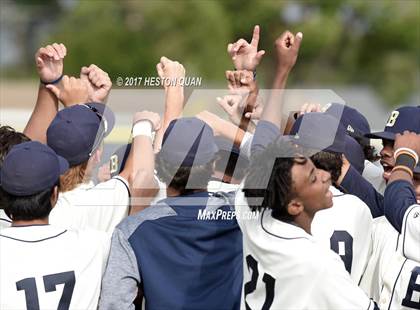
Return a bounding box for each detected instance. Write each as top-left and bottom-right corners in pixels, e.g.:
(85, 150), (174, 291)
(132, 121), (153, 138)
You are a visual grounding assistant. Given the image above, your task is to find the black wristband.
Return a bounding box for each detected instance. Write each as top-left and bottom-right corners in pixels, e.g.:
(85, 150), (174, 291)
(40, 74), (63, 85)
(395, 153), (416, 171)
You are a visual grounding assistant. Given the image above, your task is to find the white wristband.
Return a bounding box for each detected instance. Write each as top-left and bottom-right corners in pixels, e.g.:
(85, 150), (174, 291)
(132, 121), (153, 138)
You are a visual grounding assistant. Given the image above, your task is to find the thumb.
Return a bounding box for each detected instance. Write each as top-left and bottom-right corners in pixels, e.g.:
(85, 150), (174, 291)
(45, 84), (61, 98)
(256, 50), (265, 61)
(294, 32), (303, 51)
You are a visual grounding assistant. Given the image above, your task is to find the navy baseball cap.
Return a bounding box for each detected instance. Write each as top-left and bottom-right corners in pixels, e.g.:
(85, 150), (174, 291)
(344, 135), (365, 174)
(214, 137), (248, 160)
(325, 103), (371, 143)
(160, 117), (218, 166)
(0, 141), (68, 196)
(365, 106), (420, 141)
(47, 103), (115, 166)
(290, 113), (346, 153)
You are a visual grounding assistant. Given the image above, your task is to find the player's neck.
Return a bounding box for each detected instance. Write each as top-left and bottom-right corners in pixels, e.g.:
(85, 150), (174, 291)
(293, 213), (313, 235)
(12, 218), (49, 226)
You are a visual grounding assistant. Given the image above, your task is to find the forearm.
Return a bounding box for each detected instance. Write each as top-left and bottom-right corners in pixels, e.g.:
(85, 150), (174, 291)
(154, 86), (184, 151)
(120, 134), (155, 185)
(339, 165), (384, 218)
(272, 67), (291, 90)
(23, 85), (59, 143)
(384, 178), (417, 233)
(197, 111), (245, 147)
(261, 67), (291, 128)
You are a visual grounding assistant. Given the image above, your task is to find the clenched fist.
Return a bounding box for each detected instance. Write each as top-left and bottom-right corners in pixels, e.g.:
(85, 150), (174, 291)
(80, 64), (112, 103)
(275, 31), (303, 71)
(156, 56), (185, 88)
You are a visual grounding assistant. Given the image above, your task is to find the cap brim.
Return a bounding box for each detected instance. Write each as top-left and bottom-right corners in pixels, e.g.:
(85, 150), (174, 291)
(86, 102), (115, 136)
(365, 131), (396, 141)
(57, 155), (69, 175)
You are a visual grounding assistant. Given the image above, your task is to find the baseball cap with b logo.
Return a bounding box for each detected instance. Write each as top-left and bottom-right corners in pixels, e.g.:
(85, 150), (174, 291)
(365, 106), (420, 141)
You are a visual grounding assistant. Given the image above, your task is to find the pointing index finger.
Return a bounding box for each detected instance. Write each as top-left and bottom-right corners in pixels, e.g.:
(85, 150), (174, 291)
(250, 25), (260, 47)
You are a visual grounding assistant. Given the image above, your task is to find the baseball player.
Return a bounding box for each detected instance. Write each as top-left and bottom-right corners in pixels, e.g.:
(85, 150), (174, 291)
(99, 117), (243, 310)
(288, 112), (373, 284)
(338, 106), (420, 219)
(325, 103), (385, 193)
(0, 126), (30, 229)
(0, 141), (110, 309)
(238, 137), (377, 309)
(359, 131), (420, 308)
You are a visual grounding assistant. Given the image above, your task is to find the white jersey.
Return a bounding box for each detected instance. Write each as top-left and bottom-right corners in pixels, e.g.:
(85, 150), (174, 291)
(0, 225), (110, 310)
(401, 204), (420, 262)
(363, 160), (386, 194)
(49, 176), (130, 233)
(360, 216), (420, 309)
(0, 209), (11, 230)
(311, 186), (373, 284)
(235, 190), (377, 310)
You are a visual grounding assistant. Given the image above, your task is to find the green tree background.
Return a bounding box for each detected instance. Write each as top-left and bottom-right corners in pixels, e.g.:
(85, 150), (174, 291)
(4, 0), (420, 107)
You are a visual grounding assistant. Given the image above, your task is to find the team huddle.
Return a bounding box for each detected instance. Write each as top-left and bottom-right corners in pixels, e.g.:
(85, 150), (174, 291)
(0, 25), (419, 310)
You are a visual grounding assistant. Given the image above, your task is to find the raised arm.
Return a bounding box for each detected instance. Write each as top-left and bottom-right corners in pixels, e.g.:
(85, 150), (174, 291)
(261, 31), (302, 128)
(24, 43), (66, 143)
(153, 57), (185, 153)
(119, 111), (161, 214)
(384, 131), (419, 231)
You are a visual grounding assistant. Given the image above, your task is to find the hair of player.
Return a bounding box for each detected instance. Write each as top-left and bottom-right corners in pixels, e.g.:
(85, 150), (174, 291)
(310, 151), (343, 184)
(243, 138), (307, 222)
(1, 185), (57, 221)
(59, 161), (89, 192)
(0, 125), (30, 166)
(214, 150), (248, 181)
(156, 154), (214, 196)
(354, 136), (379, 162)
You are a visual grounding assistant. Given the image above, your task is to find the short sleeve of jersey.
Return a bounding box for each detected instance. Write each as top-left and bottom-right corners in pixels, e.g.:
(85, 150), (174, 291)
(401, 204), (420, 262)
(83, 176), (130, 233)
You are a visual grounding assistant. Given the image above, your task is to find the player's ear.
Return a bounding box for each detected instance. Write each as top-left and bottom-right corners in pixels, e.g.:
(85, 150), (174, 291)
(50, 185), (59, 208)
(287, 199), (303, 216)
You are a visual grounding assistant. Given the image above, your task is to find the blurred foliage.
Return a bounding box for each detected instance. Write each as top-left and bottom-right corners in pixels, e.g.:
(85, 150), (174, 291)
(5, 0), (420, 107)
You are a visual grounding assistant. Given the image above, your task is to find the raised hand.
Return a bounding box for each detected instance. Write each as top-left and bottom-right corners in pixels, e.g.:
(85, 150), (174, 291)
(80, 64), (112, 103)
(46, 75), (89, 107)
(275, 30), (303, 72)
(156, 56), (185, 88)
(227, 25), (265, 71)
(217, 94), (244, 126)
(299, 102), (322, 116)
(225, 70), (257, 93)
(133, 111), (161, 131)
(225, 69), (262, 122)
(35, 43), (66, 83)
